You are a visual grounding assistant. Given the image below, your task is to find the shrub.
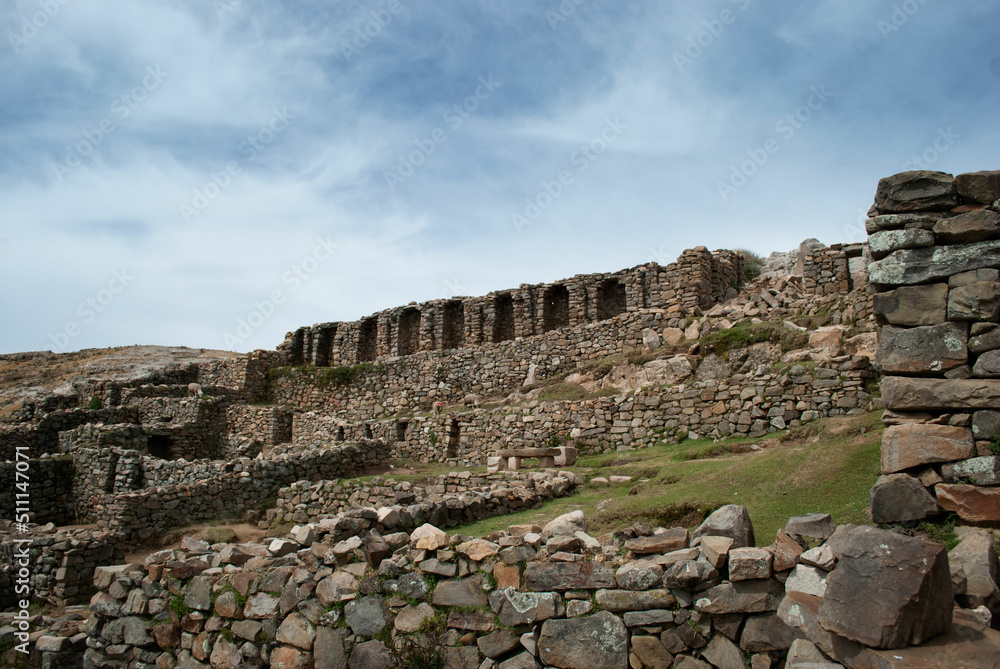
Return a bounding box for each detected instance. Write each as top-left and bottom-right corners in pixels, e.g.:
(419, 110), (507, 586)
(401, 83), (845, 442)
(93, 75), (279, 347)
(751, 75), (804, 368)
(87, 395), (102, 410)
(735, 248), (765, 282)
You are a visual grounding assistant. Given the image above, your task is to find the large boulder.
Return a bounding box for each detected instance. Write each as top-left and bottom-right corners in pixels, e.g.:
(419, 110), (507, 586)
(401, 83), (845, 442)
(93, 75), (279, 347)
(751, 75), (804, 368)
(817, 526), (953, 649)
(541, 510), (587, 539)
(538, 611), (628, 669)
(692, 505), (755, 548)
(873, 170), (957, 213)
(933, 209), (1000, 244)
(936, 484), (1000, 523)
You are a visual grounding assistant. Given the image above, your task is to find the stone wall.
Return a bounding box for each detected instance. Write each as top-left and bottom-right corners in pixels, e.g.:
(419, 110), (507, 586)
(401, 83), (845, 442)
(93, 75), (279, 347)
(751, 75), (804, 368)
(0, 456), (76, 526)
(865, 169), (1000, 525)
(288, 352), (876, 465)
(224, 403), (293, 454)
(0, 407), (139, 460)
(89, 441), (391, 545)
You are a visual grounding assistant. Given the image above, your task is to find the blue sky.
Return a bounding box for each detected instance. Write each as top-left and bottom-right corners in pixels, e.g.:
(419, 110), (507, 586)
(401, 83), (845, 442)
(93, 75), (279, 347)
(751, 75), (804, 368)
(1, 1), (998, 354)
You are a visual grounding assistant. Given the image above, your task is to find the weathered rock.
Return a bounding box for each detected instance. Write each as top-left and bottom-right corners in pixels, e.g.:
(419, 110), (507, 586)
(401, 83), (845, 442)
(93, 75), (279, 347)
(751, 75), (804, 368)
(853, 618), (1000, 668)
(624, 527), (688, 554)
(784, 513), (836, 543)
(694, 579), (784, 614)
(950, 282), (1000, 321)
(410, 524), (450, 550)
(662, 560), (720, 590)
(314, 627), (348, 669)
(271, 645), (313, 669)
(784, 638), (833, 667)
(933, 209), (1000, 244)
(362, 529), (391, 569)
(868, 228), (935, 259)
(870, 473), (940, 523)
(642, 328), (661, 350)
(344, 597), (391, 638)
(490, 587), (563, 626)
(972, 409), (1000, 440)
(394, 603), (435, 633)
(594, 589), (676, 612)
(873, 170), (957, 213)
(728, 547), (772, 581)
(740, 613), (802, 652)
(478, 628), (521, 658)
(868, 240), (1000, 287)
(973, 350), (1000, 377)
(347, 640), (392, 669)
(873, 282), (949, 326)
(541, 510), (587, 539)
(701, 633), (745, 669)
(622, 610), (674, 627)
(498, 651), (539, 669)
(432, 577), (488, 608)
(523, 561), (615, 590)
(420, 557), (458, 578)
(942, 456), (1000, 485)
(692, 505), (754, 548)
(183, 576), (212, 612)
(883, 376), (1000, 410)
(865, 212), (941, 234)
(538, 611), (628, 669)
(936, 484), (1000, 522)
(877, 322), (967, 374)
(700, 535), (733, 569)
(970, 325), (1000, 354)
(948, 529), (1000, 607)
(817, 525), (953, 649)
(799, 545), (835, 571)
(630, 635), (673, 669)
(615, 560), (663, 590)
(243, 592), (279, 619)
(671, 657), (712, 669)
(277, 612), (316, 650)
(456, 538), (500, 562)
(881, 423), (975, 473)
(696, 354), (731, 381)
(785, 565), (829, 598)
(956, 169), (1000, 204)
(442, 647), (479, 669)
(772, 530), (804, 572)
(316, 571), (359, 605)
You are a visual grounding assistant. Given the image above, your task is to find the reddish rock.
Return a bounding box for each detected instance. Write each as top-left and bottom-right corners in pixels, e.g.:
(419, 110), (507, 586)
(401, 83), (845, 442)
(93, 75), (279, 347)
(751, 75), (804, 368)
(933, 209), (1000, 244)
(623, 527), (688, 554)
(956, 169), (1000, 204)
(874, 170), (957, 213)
(493, 563), (520, 590)
(771, 531), (804, 572)
(881, 423), (975, 473)
(817, 526), (953, 649)
(936, 484), (1000, 523)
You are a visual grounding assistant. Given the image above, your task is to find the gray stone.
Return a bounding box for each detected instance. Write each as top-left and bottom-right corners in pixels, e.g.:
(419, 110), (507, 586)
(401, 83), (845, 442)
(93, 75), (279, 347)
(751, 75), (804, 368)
(740, 613), (802, 652)
(972, 410), (1000, 440)
(347, 640), (392, 669)
(948, 529), (1000, 608)
(478, 628), (522, 658)
(538, 611), (628, 669)
(121, 616), (152, 646)
(949, 282), (1000, 321)
(971, 326), (1000, 354)
(489, 587), (563, 626)
(344, 597), (391, 639)
(702, 633), (745, 669)
(883, 376), (1000, 410)
(868, 228), (935, 259)
(497, 652), (539, 669)
(662, 560), (720, 590)
(943, 456), (1000, 485)
(615, 560), (663, 590)
(184, 576), (212, 612)
(623, 527), (688, 554)
(594, 589), (676, 612)
(865, 212), (941, 234)
(316, 571), (359, 605)
(870, 473), (939, 523)
(692, 504), (754, 548)
(432, 577), (488, 608)
(868, 240), (1000, 287)
(956, 170), (1000, 204)
(315, 626), (348, 669)
(541, 510), (587, 539)
(783, 513), (835, 542)
(523, 561), (615, 590)
(243, 593), (279, 619)
(694, 579), (784, 614)
(817, 525), (953, 649)
(933, 209), (1000, 244)
(622, 610), (674, 627)
(874, 170), (957, 213)
(276, 612), (316, 650)
(872, 283), (949, 326)
(672, 657), (712, 669)
(876, 322), (967, 375)
(442, 646), (480, 669)
(784, 565), (829, 598)
(974, 350), (1000, 377)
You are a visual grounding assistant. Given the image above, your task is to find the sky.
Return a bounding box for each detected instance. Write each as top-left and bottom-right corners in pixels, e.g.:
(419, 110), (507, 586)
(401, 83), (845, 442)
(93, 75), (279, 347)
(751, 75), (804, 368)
(1, 1), (998, 355)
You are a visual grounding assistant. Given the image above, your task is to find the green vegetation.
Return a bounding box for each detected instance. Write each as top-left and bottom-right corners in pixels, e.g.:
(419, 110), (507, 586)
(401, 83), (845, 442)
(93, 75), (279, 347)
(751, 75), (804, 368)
(87, 395), (102, 410)
(389, 612), (448, 669)
(699, 320), (809, 358)
(451, 410), (883, 544)
(169, 594), (191, 616)
(991, 435), (1000, 456)
(537, 383), (617, 402)
(736, 248), (765, 283)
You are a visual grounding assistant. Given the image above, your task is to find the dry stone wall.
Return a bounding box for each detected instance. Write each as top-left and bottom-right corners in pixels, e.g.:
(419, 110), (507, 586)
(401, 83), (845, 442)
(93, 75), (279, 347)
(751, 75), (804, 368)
(0, 457), (76, 525)
(865, 169), (1000, 526)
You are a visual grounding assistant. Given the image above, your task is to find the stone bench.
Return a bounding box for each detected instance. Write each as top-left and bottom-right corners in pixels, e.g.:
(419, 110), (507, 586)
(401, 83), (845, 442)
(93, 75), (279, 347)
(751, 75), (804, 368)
(488, 446), (578, 473)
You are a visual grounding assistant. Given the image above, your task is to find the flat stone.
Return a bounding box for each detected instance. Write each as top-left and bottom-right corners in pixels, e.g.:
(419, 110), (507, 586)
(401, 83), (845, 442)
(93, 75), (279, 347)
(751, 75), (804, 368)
(441, 647), (479, 669)
(868, 240), (1000, 287)
(184, 576), (212, 612)
(594, 589), (676, 612)
(243, 592), (279, 619)
(881, 423), (975, 473)
(873, 283), (949, 326)
(457, 538), (500, 561)
(855, 618), (1000, 668)
(662, 559), (720, 590)
(870, 473), (940, 523)
(800, 545), (836, 571)
(344, 596), (391, 639)
(269, 538), (301, 557)
(877, 322), (967, 374)
(497, 651), (539, 669)
(523, 561), (615, 590)
(950, 282), (1000, 321)
(692, 505), (754, 548)
(631, 635), (673, 669)
(866, 212), (942, 234)
(937, 484), (1000, 522)
(447, 609), (494, 632)
(874, 170), (957, 213)
(740, 613), (802, 652)
(942, 456), (1000, 485)
(694, 579), (784, 614)
(432, 577), (488, 608)
(783, 513), (835, 542)
(933, 209), (1000, 244)
(971, 326), (1000, 354)
(701, 633), (745, 669)
(489, 587), (563, 626)
(615, 560), (663, 590)
(728, 547), (772, 581)
(538, 611), (628, 669)
(868, 228), (935, 259)
(785, 565), (828, 598)
(419, 558), (457, 578)
(394, 603), (435, 633)
(622, 610), (674, 627)
(478, 628), (521, 658)
(624, 527), (688, 554)
(883, 376), (1000, 410)
(817, 525), (953, 649)
(956, 170), (1000, 204)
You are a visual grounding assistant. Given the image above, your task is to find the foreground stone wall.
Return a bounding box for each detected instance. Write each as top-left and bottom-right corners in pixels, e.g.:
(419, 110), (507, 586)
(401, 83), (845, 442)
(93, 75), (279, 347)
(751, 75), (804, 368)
(0, 456), (75, 525)
(865, 169), (1000, 525)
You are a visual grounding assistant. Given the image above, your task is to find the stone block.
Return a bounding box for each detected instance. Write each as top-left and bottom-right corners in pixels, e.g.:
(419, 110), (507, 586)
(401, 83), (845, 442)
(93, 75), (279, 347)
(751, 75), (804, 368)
(933, 209), (1000, 244)
(868, 239), (1000, 287)
(881, 423), (974, 473)
(874, 170), (957, 213)
(728, 547), (772, 581)
(876, 322), (967, 375)
(538, 611), (627, 669)
(868, 228), (934, 259)
(949, 281), (1000, 321)
(882, 376), (1000, 411)
(936, 484), (1000, 522)
(956, 170), (1000, 204)
(870, 473), (939, 523)
(872, 283), (948, 326)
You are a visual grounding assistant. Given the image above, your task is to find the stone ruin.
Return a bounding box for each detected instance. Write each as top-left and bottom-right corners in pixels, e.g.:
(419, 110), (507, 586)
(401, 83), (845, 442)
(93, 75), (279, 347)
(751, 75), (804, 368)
(0, 168), (998, 667)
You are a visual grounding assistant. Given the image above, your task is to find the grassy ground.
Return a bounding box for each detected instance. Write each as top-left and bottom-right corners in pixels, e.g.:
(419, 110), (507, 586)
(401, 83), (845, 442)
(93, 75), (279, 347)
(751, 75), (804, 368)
(449, 410), (883, 545)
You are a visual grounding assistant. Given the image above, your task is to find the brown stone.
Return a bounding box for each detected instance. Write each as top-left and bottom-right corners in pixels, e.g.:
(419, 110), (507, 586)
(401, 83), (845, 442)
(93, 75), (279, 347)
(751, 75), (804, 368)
(523, 561), (616, 591)
(874, 170), (957, 213)
(936, 484), (1000, 522)
(817, 526), (953, 649)
(855, 618), (1000, 668)
(692, 504), (755, 548)
(873, 283), (949, 326)
(694, 579), (784, 614)
(740, 613), (802, 652)
(933, 209), (1000, 244)
(882, 376), (1000, 411)
(630, 636), (673, 669)
(493, 563), (520, 590)
(772, 531), (803, 572)
(949, 281), (1000, 321)
(432, 578), (488, 608)
(728, 547), (772, 581)
(870, 473), (940, 523)
(877, 322), (967, 375)
(956, 170), (1000, 204)
(881, 423), (975, 473)
(623, 527), (688, 554)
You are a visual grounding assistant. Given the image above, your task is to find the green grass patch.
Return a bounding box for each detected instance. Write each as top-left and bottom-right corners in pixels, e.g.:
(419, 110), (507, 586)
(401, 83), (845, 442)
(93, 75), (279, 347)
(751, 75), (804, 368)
(700, 320), (809, 358)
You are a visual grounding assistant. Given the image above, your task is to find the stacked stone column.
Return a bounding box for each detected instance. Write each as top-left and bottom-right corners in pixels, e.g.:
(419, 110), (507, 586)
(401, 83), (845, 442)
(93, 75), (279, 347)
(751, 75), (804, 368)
(867, 169), (1000, 524)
